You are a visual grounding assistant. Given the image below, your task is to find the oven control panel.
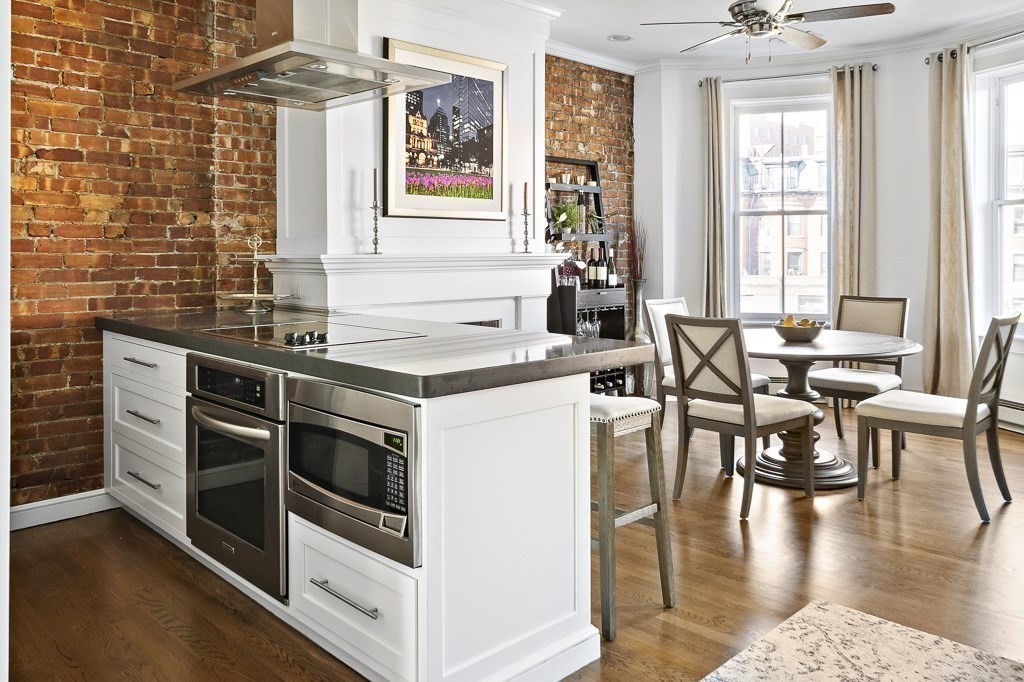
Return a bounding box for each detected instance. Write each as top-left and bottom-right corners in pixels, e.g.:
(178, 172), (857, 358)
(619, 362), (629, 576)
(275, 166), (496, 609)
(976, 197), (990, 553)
(196, 366), (266, 409)
(384, 452), (407, 515)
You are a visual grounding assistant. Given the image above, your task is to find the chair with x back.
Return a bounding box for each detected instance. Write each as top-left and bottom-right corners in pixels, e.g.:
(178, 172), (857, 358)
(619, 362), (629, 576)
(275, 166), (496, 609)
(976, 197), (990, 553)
(854, 314), (1020, 523)
(807, 295), (909, 456)
(644, 298), (770, 452)
(666, 315), (817, 518)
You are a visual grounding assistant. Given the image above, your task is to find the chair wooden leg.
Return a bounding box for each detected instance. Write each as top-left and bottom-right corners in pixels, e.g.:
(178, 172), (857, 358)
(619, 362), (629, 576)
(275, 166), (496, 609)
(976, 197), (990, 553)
(833, 399), (844, 439)
(645, 412), (676, 608)
(596, 422), (617, 640)
(655, 387), (666, 429)
(901, 431), (907, 450)
(891, 430), (902, 479)
(963, 434), (991, 524)
(756, 385), (770, 450)
(986, 427), (1012, 503)
(857, 416), (869, 500)
(870, 427), (881, 470)
(802, 418), (814, 498)
(673, 413), (690, 500)
(739, 437), (756, 519)
(719, 433), (735, 476)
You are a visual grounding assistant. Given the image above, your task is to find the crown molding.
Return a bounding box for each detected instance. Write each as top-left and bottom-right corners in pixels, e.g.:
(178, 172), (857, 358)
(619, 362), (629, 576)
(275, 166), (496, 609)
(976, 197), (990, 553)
(545, 40), (637, 76)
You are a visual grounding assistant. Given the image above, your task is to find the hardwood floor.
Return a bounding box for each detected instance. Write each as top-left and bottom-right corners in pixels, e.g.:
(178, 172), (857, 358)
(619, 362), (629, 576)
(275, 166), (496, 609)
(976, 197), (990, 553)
(10, 404), (1024, 680)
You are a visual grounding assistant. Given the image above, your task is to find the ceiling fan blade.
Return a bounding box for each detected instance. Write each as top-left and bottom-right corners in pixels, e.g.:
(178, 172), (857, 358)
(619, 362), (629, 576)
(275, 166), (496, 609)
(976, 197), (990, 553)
(680, 28), (746, 53)
(776, 25), (827, 49)
(642, 21), (740, 27)
(787, 3), (894, 24)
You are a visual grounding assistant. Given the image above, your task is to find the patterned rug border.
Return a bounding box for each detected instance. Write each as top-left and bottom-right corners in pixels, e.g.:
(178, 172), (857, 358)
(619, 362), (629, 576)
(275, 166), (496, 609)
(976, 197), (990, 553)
(702, 600), (1024, 681)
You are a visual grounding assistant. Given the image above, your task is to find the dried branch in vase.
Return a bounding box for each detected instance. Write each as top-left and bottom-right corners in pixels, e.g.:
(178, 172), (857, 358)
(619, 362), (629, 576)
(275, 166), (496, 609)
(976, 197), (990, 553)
(625, 217), (647, 281)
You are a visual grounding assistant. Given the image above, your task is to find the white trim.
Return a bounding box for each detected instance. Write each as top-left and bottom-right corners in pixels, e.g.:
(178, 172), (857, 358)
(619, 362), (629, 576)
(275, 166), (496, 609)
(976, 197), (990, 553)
(10, 490), (122, 532)
(2, 0), (12, 667)
(545, 40), (637, 76)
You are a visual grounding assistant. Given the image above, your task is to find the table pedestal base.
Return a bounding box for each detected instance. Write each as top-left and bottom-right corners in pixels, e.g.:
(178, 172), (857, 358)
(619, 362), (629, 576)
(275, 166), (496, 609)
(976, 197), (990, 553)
(735, 403), (859, 490)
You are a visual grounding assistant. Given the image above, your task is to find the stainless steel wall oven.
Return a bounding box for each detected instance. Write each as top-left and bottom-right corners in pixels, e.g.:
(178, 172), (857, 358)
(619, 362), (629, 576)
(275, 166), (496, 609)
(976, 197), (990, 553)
(286, 378), (421, 568)
(186, 354), (288, 601)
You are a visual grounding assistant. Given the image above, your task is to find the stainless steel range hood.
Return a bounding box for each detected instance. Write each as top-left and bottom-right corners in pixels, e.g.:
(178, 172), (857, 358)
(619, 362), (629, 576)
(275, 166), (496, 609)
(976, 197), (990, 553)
(173, 0), (450, 111)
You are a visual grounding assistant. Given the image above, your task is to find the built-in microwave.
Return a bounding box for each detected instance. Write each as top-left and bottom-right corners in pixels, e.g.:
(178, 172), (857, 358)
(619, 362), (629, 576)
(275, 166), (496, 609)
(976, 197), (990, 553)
(285, 378), (420, 568)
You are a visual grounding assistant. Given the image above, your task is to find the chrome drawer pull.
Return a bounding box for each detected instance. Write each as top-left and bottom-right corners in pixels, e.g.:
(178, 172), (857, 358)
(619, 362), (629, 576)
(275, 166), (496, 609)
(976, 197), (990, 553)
(126, 409), (160, 425)
(123, 356), (158, 369)
(309, 578), (380, 620)
(126, 470), (161, 490)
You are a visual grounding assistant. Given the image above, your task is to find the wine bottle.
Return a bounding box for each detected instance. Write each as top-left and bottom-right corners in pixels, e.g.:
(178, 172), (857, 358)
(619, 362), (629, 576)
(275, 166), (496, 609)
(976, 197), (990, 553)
(577, 191), (587, 234)
(587, 247), (598, 289)
(606, 248), (619, 287)
(596, 247), (608, 289)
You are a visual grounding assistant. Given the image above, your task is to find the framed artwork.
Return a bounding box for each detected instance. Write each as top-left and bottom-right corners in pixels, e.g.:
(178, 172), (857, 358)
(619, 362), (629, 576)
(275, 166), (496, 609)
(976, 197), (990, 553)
(384, 39), (508, 220)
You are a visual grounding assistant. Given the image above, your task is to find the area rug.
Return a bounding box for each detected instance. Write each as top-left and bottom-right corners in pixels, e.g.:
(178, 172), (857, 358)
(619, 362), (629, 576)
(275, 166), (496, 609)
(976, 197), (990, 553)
(702, 600), (1024, 681)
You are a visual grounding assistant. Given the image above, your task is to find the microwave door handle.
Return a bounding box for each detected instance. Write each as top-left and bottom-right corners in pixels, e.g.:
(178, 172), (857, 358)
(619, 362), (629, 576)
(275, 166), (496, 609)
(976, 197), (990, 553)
(288, 472), (385, 528)
(190, 405), (272, 442)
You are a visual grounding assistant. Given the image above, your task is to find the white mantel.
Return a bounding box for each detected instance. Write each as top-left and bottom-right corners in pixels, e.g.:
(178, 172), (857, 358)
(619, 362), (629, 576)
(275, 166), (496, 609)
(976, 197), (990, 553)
(268, 252), (567, 330)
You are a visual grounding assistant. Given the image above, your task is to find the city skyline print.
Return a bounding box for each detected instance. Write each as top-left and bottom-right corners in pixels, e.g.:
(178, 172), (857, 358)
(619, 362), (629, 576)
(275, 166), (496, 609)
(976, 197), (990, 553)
(384, 40), (507, 220)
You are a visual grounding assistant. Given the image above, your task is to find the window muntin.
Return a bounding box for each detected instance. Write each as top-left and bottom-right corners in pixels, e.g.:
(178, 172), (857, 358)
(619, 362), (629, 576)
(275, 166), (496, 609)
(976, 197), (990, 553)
(733, 103), (830, 320)
(991, 73), (1024, 318)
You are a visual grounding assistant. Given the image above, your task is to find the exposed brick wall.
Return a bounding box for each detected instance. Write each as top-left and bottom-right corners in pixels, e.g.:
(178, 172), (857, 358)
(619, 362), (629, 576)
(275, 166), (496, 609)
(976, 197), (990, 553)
(544, 55), (638, 325)
(10, 0), (277, 504)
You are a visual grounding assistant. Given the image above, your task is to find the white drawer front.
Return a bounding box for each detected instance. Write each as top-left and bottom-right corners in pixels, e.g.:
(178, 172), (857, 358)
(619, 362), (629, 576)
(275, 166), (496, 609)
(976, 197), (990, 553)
(289, 515), (417, 682)
(110, 432), (186, 534)
(106, 335), (186, 390)
(110, 374), (186, 467)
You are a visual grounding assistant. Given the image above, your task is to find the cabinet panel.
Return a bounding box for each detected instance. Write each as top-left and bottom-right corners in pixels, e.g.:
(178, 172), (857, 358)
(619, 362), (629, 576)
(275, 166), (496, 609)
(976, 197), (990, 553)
(106, 335), (186, 390)
(289, 515), (418, 682)
(110, 432), (186, 535)
(110, 373), (186, 466)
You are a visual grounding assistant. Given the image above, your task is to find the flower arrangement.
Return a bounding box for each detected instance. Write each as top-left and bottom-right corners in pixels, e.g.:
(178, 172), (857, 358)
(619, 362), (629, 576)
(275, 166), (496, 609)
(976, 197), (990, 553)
(625, 216), (647, 281)
(405, 171), (493, 199)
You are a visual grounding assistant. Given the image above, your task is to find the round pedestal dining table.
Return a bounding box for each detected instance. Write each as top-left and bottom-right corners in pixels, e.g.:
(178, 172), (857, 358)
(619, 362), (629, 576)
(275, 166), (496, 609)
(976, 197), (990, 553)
(740, 328), (923, 490)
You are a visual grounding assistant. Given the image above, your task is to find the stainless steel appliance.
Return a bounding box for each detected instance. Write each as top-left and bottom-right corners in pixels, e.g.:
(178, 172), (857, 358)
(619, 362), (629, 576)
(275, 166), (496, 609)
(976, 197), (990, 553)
(172, 0), (450, 110)
(200, 320), (425, 351)
(286, 378), (420, 567)
(186, 355), (288, 601)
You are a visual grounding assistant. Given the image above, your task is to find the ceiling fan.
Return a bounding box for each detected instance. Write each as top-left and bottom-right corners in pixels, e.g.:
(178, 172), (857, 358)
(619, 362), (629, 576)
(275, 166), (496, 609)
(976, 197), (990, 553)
(642, 1), (895, 54)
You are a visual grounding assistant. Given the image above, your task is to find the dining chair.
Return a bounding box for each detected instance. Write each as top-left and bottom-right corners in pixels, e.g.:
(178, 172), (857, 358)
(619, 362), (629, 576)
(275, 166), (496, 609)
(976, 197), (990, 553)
(665, 315), (816, 518)
(807, 295), (909, 458)
(854, 314), (1020, 523)
(644, 297), (770, 450)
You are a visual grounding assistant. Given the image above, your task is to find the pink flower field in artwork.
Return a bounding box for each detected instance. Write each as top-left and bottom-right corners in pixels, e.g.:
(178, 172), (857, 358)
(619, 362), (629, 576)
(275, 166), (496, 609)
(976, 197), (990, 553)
(406, 171), (493, 199)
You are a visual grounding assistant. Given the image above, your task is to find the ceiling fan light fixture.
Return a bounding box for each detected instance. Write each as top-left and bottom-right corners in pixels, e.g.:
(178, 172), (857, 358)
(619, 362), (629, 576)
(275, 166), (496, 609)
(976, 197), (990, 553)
(607, 34), (633, 42)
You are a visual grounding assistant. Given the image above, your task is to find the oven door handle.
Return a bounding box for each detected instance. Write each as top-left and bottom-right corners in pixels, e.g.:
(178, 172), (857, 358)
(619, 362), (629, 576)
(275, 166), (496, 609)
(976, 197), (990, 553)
(190, 405), (272, 442)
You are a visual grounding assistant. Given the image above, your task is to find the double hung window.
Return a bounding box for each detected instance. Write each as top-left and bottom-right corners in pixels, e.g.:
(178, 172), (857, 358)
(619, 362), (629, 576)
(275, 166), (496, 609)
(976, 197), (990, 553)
(730, 97), (831, 322)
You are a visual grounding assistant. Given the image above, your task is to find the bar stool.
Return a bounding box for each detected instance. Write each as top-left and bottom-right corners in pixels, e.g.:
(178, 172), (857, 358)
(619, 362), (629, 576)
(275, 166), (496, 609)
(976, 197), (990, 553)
(589, 393), (676, 641)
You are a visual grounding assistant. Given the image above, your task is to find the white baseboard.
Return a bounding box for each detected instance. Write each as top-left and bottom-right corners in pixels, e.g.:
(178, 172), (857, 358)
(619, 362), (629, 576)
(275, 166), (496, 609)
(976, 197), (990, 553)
(10, 489), (121, 531)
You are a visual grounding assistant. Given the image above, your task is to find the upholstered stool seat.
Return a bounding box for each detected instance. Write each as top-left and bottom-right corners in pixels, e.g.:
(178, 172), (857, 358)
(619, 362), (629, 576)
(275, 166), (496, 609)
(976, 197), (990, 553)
(589, 394), (675, 641)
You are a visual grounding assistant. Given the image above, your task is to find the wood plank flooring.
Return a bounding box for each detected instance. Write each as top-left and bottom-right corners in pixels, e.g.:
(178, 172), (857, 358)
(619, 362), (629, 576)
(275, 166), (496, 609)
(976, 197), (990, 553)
(10, 405), (1024, 681)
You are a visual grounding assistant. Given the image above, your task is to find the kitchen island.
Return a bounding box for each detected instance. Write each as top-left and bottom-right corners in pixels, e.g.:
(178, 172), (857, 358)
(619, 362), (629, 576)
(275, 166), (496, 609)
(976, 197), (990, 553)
(97, 310), (652, 682)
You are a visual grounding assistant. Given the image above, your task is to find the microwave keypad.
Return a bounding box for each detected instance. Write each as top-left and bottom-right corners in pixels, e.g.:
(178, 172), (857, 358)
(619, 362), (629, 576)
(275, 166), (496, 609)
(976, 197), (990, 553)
(384, 453), (407, 514)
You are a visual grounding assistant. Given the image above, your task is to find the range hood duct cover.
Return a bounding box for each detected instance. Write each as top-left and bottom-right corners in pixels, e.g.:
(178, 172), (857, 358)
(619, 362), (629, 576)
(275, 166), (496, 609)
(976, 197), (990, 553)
(173, 0), (450, 111)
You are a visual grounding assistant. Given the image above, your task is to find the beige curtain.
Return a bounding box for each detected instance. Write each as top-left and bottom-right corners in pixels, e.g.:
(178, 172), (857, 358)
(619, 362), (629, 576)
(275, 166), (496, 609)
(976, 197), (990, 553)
(922, 46), (976, 397)
(701, 76), (727, 317)
(830, 63), (877, 312)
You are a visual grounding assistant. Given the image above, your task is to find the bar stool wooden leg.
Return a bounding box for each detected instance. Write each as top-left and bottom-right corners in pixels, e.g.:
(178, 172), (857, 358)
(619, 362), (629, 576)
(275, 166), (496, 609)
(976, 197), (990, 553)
(645, 411), (676, 608)
(596, 421), (616, 641)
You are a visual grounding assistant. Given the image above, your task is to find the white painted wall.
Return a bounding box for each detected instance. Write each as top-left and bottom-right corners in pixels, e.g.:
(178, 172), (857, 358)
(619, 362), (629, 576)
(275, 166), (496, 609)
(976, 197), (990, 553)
(278, 0), (557, 256)
(2, 0), (12, 667)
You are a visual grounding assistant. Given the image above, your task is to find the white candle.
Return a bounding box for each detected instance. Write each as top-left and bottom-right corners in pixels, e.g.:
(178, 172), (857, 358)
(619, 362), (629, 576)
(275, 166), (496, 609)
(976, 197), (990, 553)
(373, 168), (378, 204)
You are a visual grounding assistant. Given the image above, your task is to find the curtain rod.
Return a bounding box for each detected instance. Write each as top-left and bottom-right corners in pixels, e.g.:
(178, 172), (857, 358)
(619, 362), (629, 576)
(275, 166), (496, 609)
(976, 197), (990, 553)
(924, 28), (1024, 64)
(697, 64), (877, 87)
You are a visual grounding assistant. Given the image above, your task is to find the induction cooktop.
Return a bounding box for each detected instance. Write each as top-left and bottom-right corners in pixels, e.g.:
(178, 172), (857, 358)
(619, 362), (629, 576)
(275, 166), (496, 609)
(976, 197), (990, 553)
(201, 320), (426, 350)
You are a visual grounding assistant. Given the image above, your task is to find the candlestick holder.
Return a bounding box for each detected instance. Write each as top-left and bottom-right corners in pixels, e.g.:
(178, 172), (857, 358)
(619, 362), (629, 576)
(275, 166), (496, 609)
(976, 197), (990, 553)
(522, 207), (530, 254)
(371, 199), (381, 254)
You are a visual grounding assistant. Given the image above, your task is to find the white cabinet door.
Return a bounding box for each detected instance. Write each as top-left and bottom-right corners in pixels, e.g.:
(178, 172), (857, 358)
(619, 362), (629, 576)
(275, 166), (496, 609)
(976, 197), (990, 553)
(109, 373), (186, 467)
(106, 335), (186, 391)
(109, 431), (186, 538)
(289, 514), (418, 682)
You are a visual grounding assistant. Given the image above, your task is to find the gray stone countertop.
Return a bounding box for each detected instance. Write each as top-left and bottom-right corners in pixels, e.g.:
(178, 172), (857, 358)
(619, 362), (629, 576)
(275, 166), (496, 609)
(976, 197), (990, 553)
(95, 309), (653, 398)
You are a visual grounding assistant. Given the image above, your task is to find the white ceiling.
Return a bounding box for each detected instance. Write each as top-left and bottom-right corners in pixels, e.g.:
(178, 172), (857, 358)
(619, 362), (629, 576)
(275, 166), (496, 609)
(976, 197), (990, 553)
(543, 0), (1024, 70)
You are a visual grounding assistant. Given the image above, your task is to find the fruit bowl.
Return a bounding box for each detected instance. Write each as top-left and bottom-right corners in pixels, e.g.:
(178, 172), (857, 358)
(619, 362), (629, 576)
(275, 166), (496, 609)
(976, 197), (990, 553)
(773, 321), (824, 342)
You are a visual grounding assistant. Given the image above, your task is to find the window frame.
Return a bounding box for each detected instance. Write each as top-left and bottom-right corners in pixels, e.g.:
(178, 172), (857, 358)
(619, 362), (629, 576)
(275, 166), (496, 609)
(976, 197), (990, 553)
(726, 94), (833, 323)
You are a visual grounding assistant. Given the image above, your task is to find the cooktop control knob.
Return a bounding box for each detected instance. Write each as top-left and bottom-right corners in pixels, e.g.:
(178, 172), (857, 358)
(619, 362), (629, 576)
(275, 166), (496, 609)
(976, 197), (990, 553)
(284, 332), (297, 345)
(316, 332), (329, 344)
